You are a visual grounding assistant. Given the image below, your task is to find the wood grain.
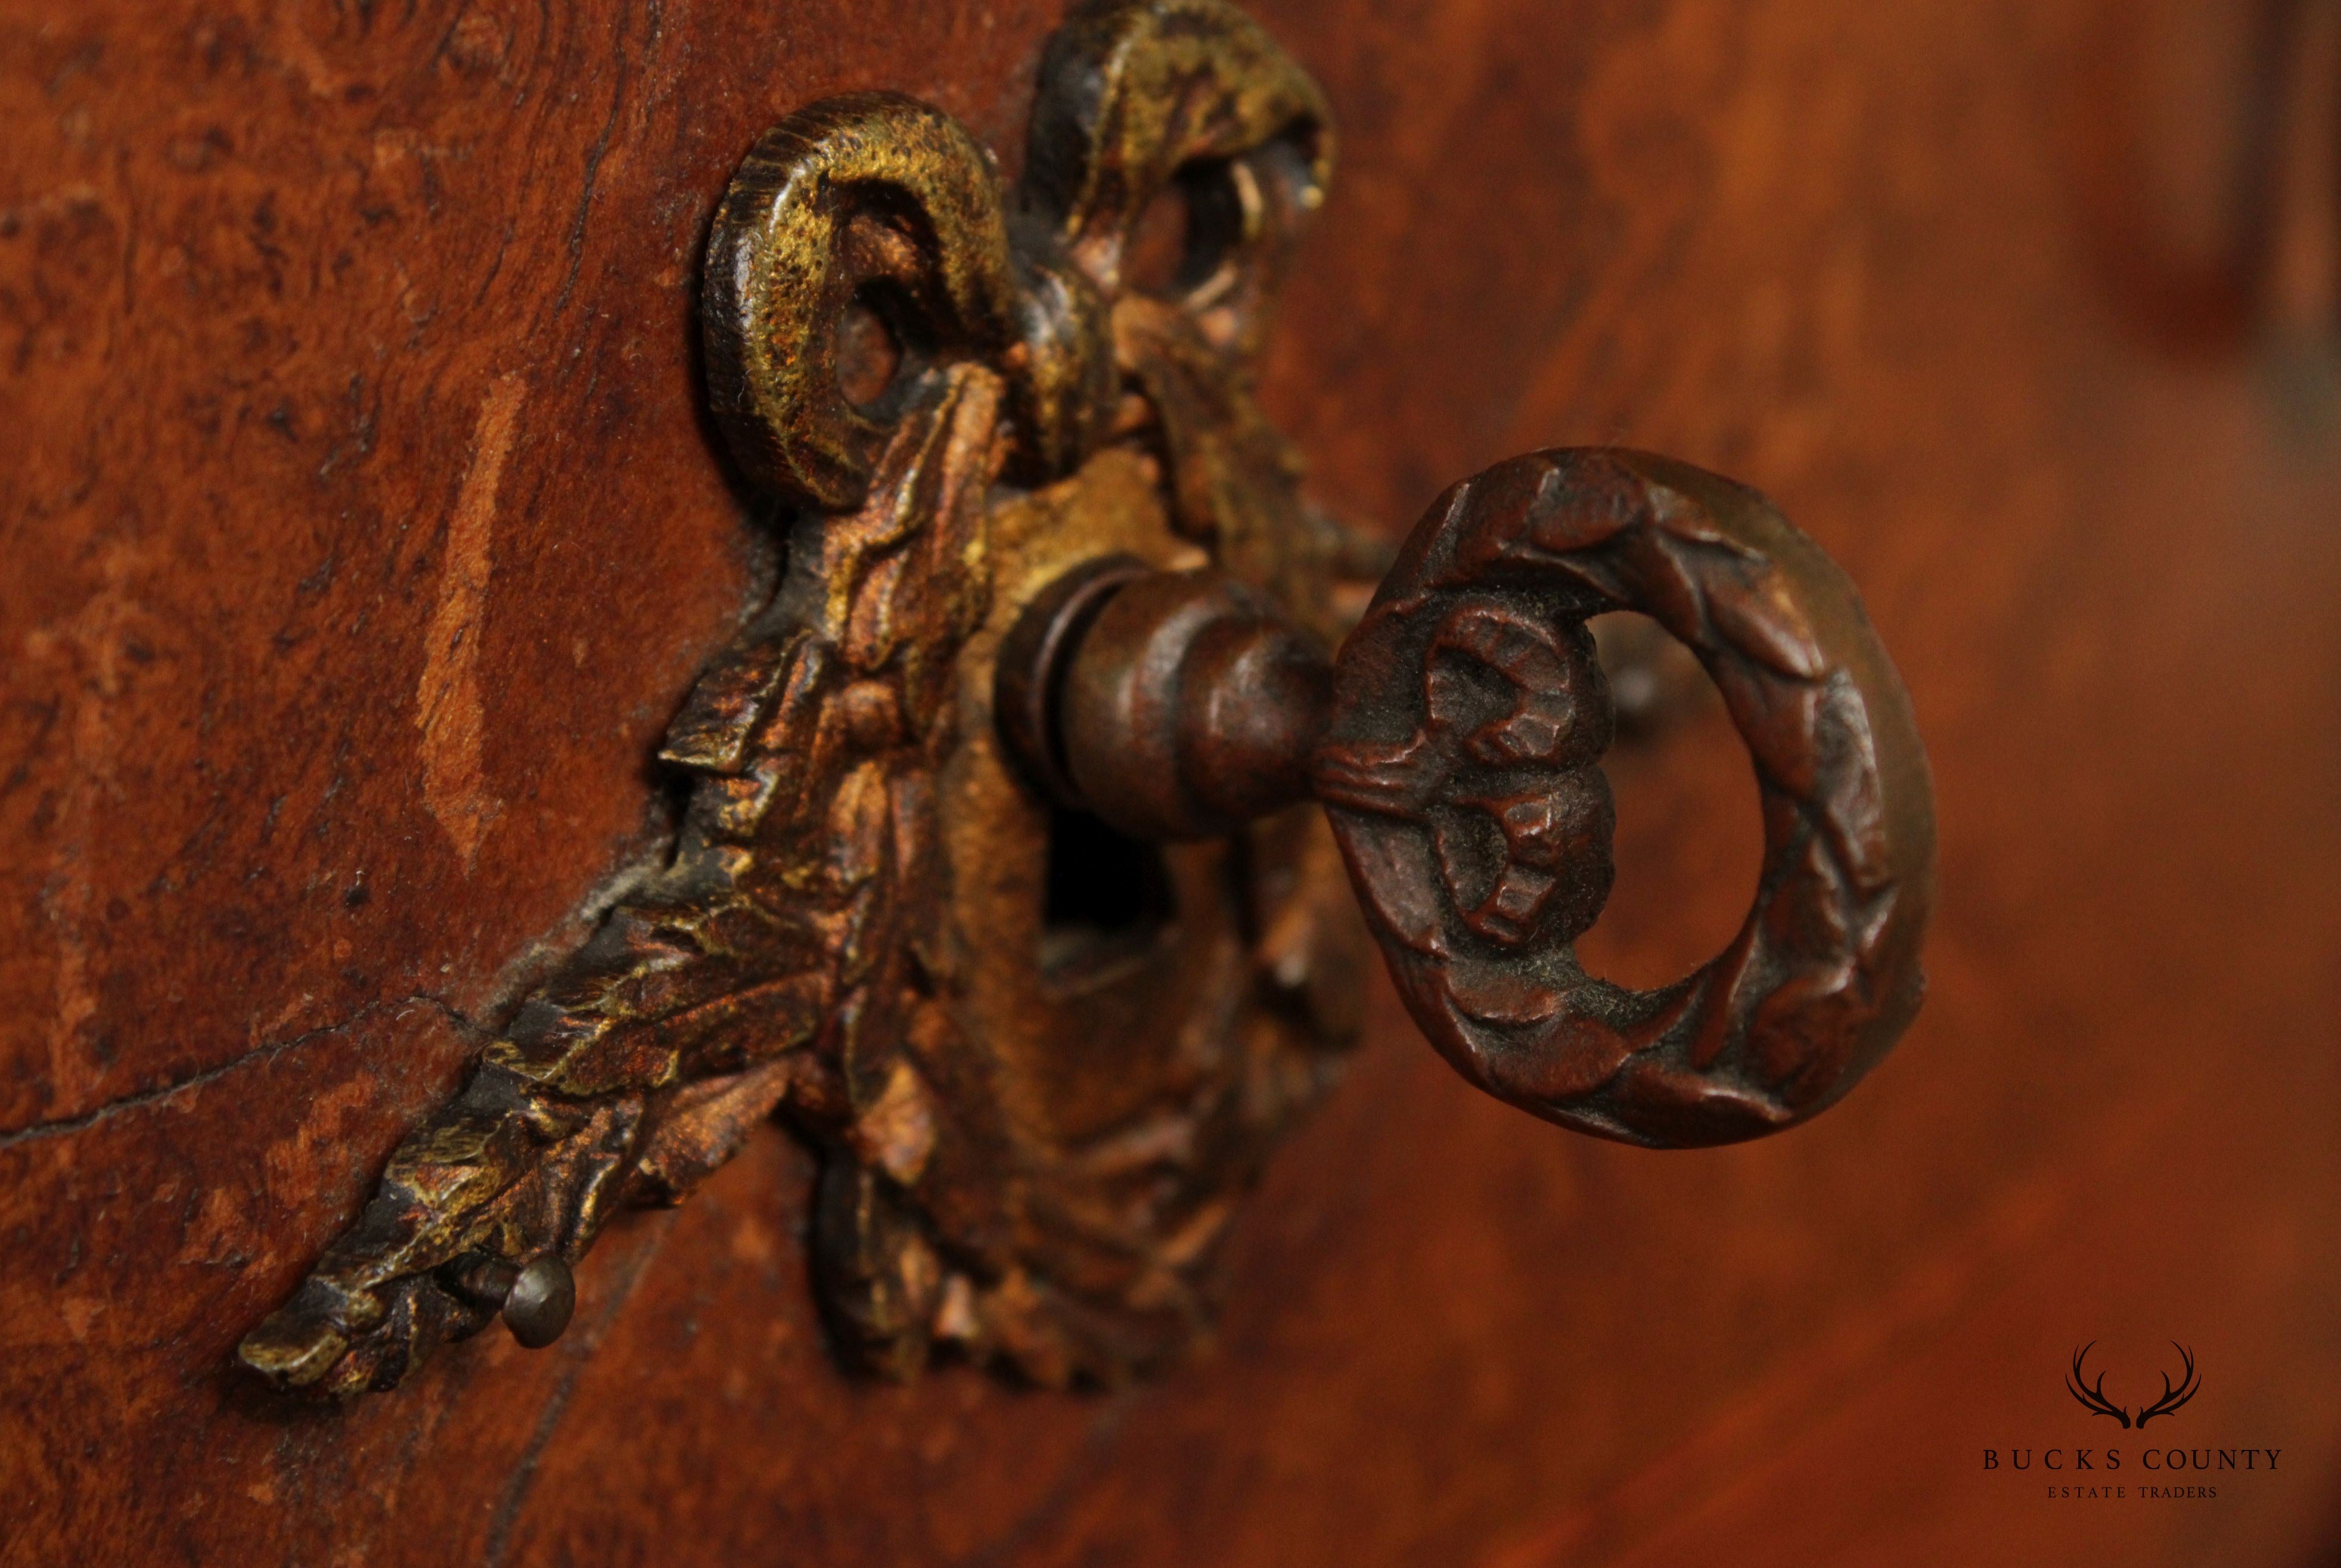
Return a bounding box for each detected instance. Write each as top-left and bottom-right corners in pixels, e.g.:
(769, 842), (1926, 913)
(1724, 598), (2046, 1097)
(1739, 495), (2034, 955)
(2, 0), (2335, 1563)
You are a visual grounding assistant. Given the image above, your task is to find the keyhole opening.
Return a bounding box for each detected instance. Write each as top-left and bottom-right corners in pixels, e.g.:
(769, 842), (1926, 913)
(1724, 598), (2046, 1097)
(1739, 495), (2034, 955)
(1039, 806), (1175, 983)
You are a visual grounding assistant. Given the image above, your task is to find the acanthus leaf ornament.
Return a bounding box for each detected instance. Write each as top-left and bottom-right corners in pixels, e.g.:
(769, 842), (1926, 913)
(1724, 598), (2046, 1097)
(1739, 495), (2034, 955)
(240, 0), (1933, 1399)
(242, 0), (1369, 1396)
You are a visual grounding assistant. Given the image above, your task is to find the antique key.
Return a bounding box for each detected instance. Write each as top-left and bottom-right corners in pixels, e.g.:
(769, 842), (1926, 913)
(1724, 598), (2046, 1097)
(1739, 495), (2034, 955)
(996, 447), (1931, 1150)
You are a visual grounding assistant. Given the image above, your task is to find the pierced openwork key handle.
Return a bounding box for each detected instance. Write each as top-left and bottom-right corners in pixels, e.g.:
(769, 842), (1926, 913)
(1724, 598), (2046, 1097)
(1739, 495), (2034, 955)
(1001, 448), (1935, 1148)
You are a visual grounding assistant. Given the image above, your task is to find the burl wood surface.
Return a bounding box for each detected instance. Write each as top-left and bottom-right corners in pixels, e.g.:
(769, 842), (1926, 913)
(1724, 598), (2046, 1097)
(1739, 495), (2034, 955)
(2, 0), (2334, 1563)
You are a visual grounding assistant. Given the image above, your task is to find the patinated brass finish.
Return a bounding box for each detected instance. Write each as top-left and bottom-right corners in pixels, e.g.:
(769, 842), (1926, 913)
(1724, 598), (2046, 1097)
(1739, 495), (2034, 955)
(1013, 451), (1935, 1147)
(241, 0), (1932, 1400)
(242, 0), (1376, 1396)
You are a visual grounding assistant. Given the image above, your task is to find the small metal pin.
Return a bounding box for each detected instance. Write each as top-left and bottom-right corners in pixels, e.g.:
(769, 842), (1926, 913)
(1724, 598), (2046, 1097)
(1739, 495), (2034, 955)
(450, 1254), (577, 1350)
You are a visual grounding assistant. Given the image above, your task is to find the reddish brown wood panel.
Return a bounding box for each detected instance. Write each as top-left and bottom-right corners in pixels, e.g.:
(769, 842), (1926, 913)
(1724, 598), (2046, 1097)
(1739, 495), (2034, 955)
(3, 0), (2336, 1563)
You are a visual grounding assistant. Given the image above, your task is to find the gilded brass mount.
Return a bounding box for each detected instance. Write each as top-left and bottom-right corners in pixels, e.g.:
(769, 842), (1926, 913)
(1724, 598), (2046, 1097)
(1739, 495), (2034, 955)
(240, 0), (1932, 1401)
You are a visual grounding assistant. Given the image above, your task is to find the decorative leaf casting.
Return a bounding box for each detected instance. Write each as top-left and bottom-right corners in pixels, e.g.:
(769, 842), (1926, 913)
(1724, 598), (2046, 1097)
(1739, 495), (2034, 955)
(240, 0), (1937, 1402)
(242, 0), (1374, 1396)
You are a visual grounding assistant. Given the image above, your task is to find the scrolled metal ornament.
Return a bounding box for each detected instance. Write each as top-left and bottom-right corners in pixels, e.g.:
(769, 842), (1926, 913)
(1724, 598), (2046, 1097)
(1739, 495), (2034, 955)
(243, 0), (1371, 1398)
(240, 0), (1934, 1402)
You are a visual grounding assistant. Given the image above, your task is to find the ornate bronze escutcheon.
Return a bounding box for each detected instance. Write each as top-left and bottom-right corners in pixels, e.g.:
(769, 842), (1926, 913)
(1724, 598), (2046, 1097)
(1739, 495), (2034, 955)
(241, 0), (1934, 1398)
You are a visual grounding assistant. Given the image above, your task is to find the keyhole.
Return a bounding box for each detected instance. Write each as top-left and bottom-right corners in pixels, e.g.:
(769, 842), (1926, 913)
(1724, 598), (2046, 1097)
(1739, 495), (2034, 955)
(1039, 806), (1174, 983)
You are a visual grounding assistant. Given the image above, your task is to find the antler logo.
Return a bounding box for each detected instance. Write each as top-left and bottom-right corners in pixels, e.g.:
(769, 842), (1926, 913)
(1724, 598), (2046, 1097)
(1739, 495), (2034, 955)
(2066, 1342), (2201, 1429)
